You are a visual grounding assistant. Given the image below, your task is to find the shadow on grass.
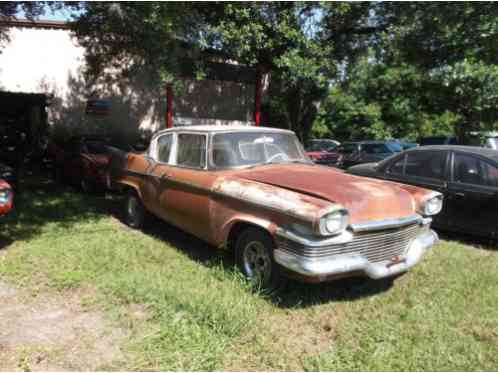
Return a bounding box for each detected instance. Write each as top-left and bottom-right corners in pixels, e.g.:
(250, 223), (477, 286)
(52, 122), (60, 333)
(437, 229), (498, 252)
(5, 176), (395, 308)
(0, 177), (108, 243)
(108, 194), (394, 307)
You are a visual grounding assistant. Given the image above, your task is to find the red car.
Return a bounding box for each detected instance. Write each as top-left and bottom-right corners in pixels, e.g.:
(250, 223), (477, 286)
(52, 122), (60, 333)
(0, 179), (13, 216)
(52, 136), (113, 192)
(305, 139), (340, 165)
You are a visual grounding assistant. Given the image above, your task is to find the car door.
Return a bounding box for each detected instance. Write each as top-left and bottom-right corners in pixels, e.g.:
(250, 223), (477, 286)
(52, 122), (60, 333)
(382, 150), (451, 229)
(140, 133), (175, 218)
(157, 132), (215, 242)
(446, 151), (498, 237)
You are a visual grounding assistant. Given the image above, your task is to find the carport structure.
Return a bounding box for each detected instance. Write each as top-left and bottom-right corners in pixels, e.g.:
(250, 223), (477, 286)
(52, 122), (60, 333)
(0, 91), (47, 172)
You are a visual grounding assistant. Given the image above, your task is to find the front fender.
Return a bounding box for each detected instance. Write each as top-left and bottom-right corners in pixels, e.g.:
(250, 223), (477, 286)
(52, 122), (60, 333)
(218, 216), (277, 248)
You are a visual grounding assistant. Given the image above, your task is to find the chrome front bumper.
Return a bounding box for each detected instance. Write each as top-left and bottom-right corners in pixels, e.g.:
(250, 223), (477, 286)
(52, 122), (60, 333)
(274, 220), (438, 281)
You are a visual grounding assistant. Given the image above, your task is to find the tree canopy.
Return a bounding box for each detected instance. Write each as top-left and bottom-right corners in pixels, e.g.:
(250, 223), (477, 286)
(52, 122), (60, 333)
(4, 1), (497, 143)
(315, 2), (498, 143)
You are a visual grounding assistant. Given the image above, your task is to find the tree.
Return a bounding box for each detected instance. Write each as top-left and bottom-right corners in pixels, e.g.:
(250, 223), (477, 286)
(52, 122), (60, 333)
(70, 2), (382, 143)
(316, 3), (498, 143)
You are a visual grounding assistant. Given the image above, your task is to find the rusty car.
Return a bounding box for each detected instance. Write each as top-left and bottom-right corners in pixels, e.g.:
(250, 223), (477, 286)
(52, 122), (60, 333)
(52, 136), (116, 192)
(110, 126), (442, 288)
(0, 179), (13, 216)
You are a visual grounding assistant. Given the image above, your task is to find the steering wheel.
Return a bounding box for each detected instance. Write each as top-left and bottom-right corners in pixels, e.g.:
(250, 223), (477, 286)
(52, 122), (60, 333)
(267, 152), (290, 163)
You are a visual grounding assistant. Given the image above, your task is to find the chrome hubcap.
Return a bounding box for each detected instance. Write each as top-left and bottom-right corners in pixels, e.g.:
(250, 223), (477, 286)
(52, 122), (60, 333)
(243, 241), (271, 285)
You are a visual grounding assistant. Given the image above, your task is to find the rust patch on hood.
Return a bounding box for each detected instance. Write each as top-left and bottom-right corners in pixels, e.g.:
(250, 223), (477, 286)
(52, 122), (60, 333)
(212, 177), (333, 222)
(233, 164), (417, 224)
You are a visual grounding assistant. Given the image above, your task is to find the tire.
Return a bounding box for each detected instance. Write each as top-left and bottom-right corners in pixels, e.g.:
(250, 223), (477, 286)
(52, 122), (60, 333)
(235, 227), (285, 291)
(124, 190), (146, 229)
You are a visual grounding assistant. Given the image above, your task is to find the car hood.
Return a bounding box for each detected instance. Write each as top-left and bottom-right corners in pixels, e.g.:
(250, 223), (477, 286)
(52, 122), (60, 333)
(347, 162), (379, 175)
(234, 163), (416, 224)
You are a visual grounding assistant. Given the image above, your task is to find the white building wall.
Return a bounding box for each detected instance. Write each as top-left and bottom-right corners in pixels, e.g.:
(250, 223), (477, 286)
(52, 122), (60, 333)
(0, 26), (255, 141)
(0, 27), (84, 97)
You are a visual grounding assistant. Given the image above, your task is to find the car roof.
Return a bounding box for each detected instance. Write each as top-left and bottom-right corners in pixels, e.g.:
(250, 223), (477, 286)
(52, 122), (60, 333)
(406, 145), (498, 163)
(343, 141), (388, 145)
(154, 125), (294, 137)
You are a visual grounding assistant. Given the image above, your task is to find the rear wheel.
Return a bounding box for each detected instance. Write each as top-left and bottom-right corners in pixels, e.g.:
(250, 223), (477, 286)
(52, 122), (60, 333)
(124, 190), (146, 229)
(235, 227), (285, 290)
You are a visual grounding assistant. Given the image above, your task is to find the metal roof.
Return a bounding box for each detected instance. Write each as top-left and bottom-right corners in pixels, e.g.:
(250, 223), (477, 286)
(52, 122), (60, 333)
(0, 18), (70, 30)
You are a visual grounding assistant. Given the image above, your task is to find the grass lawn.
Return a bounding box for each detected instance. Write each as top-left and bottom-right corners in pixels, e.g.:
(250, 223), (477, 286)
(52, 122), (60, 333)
(1, 178), (497, 371)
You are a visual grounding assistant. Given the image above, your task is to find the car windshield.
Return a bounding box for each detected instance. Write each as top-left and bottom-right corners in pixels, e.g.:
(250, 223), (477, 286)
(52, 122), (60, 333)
(211, 132), (309, 168)
(361, 143), (394, 154)
(306, 140), (337, 152)
(339, 143), (358, 154)
(386, 142), (403, 152)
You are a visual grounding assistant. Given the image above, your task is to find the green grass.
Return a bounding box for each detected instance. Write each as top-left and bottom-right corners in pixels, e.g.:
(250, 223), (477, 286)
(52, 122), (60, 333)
(1, 178), (497, 370)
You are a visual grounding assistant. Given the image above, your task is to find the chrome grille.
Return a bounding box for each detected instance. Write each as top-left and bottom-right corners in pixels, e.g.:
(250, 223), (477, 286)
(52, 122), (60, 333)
(276, 223), (422, 263)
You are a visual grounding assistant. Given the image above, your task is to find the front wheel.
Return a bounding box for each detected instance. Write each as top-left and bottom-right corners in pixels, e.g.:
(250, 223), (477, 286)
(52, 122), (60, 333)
(235, 228), (285, 290)
(124, 191), (146, 229)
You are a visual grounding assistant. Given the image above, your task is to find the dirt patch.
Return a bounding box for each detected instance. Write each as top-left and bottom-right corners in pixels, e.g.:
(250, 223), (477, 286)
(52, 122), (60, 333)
(0, 279), (127, 371)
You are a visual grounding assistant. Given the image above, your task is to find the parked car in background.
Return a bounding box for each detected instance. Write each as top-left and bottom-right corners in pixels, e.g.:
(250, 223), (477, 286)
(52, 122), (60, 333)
(110, 125), (441, 288)
(419, 136), (457, 146)
(467, 132), (498, 150)
(388, 139), (418, 150)
(305, 139), (340, 165)
(52, 136), (114, 192)
(348, 145), (498, 238)
(335, 141), (400, 169)
(0, 162), (16, 189)
(0, 179), (13, 216)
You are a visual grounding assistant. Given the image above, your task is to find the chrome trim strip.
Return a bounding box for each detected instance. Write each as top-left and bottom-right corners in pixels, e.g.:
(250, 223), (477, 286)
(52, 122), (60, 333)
(350, 214), (422, 232)
(274, 229), (438, 280)
(275, 228), (354, 247)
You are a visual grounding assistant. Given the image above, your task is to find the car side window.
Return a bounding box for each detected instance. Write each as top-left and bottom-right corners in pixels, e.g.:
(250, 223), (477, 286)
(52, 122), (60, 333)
(387, 155), (406, 175)
(176, 133), (206, 169)
(405, 151), (446, 180)
(453, 154), (498, 187)
(156, 134), (173, 163)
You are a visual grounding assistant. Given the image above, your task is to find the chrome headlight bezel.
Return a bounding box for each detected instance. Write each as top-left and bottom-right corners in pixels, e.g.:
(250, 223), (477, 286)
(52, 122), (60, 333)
(421, 194), (443, 216)
(318, 208), (349, 236)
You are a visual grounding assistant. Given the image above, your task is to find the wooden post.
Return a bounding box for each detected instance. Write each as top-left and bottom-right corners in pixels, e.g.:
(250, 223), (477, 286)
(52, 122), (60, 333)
(254, 66), (262, 126)
(166, 84), (173, 128)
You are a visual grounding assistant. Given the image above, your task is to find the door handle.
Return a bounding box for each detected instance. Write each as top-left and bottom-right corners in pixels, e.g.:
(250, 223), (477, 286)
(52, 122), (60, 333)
(454, 192), (465, 197)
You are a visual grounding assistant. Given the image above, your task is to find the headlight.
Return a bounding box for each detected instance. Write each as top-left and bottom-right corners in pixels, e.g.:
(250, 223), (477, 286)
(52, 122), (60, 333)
(423, 195), (443, 216)
(319, 209), (349, 236)
(0, 189), (11, 205)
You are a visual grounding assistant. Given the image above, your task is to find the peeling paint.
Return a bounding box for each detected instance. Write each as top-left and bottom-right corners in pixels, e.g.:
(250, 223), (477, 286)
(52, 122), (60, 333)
(213, 177), (329, 222)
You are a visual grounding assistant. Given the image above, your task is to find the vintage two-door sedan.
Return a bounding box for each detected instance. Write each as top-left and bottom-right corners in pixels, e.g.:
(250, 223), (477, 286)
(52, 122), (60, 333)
(110, 126), (442, 288)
